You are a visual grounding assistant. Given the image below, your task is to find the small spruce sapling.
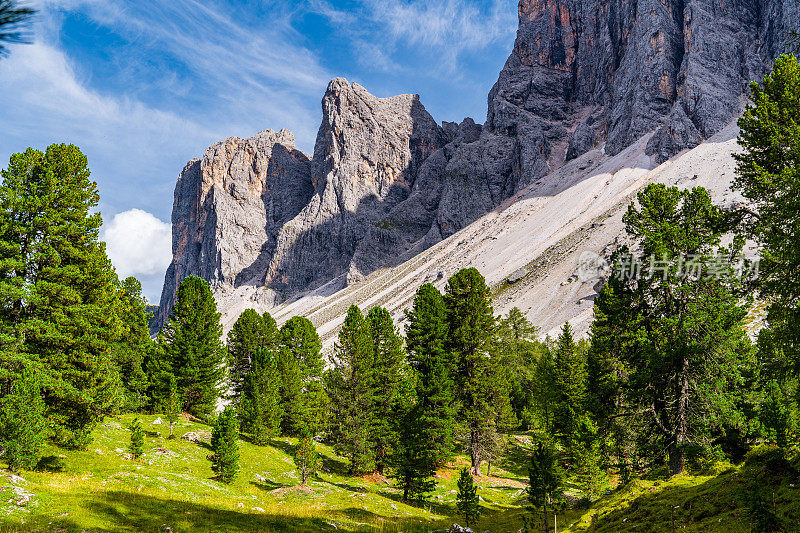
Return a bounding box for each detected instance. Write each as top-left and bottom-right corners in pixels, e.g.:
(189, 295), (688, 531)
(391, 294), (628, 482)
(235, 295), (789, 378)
(129, 417), (144, 460)
(211, 406), (239, 484)
(0, 371), (47, 471)
(165, 374), (180, 439)
(294, 428), (319, 485)
(456, 467), (481, 526)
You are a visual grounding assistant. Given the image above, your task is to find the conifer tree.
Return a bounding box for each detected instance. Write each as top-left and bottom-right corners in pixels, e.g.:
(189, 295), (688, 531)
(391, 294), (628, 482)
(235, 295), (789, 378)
(531, 349), (557, 433)
(0, 370), (46, 471)
(527, 442), (563, 533)
(128, 417), (144, 460)
(552, 323), (587, 445)
(238, 345), (282, 445)
(294, 428), (319, 485)
(366, 306), (405, 474)
(392, 404), (437, 505)
(445, 268), (497, 474)
(279, 316), (326, 435)
(0, 144), (123, 448)
(211, 406), (239, 484)
(278, 345), (304, 436)
(328, 305), (376, 474)
(227, 309), (278, 400)
(456, 467), (481, 526)
(111, 277), (152, 411)
(161, 276), (226, 418)
(405, 283), (456, 466)
(165, 374), (180, 439)
(591, 184), (754, 475)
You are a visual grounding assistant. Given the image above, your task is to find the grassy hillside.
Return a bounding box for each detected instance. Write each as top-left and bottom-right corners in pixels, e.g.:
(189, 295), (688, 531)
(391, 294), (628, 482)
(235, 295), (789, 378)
(1, 414), (798, 532)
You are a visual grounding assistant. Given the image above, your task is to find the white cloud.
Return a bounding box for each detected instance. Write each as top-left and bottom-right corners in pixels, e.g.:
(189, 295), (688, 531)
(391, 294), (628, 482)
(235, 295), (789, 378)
(102, 209), (172, 280)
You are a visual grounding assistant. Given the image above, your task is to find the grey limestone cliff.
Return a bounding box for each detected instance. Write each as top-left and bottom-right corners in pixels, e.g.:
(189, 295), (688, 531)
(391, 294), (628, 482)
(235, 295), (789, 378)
(156, 0), (797, 330)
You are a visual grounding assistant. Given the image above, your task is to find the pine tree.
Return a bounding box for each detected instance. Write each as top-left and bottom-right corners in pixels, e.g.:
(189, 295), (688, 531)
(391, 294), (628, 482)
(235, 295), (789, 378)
(0, 144), (123, 448)
(111, 277), (153, 412)
(128, 417), (144, 460)
(238, 345), (282, 445)
(405, 283), (456, 466)
(527, 442), (563, 533)
(227, 309), (278, 400)
(445, 268), (496, 475)
(456, 467), (481, 526)
(760, 380), (790, 448)
(294, 428), (319, 485)
(161, 276), (226, 418)
(733, 55), (800, 396)
(392, 404), (437, 505)
(165, 374), (180, 439)
(552, 323), (587, 445)
(0, 370), (46, 471)
(328, 305), (376, 474)
(591, 184), (754, 475)
(279, 316), (326, 435)
(211, 406), (239, 484)
(531, 349), (557, 433)
(366, 306), (405, 474)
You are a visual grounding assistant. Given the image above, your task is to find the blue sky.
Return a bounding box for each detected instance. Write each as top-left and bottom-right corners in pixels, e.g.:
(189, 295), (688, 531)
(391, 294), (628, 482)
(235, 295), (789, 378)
(0, 0), (518, 301)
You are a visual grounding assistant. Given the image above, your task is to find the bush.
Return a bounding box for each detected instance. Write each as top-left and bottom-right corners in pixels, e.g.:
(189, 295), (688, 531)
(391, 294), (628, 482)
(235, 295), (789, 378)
(128, 417), (144, 460)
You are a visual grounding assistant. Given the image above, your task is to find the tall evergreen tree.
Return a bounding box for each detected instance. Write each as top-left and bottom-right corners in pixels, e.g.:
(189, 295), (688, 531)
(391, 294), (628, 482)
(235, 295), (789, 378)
(733, 54), (800, 388)
(405, 283), (456, 466)
(161, 276), (226, 418)
(328, 305), (377, 474)
(592, 184), (754, 474)
(366, 306), (405, 474)
(551, 323), (587, 445)
(227, 309), (278, 400)
(445, 268), (497, 474)
(0, 144), (123, 448)
(111, 277), (152, 412)
(0, 370), (45, 471)
(279, 316), (326, 435)
(238, 345), (282, 445)
(527, 442), (563, 533)
(210, 406), (239, 484)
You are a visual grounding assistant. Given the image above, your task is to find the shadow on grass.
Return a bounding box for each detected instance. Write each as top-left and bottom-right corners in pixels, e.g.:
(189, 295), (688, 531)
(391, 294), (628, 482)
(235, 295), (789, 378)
(35, 455), (65, 472)
(250, 479), (292, 491)
(0, 490), (445, 533)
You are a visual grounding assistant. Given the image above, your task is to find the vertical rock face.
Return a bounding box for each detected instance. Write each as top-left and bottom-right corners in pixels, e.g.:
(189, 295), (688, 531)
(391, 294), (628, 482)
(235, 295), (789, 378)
(157, 129), (313, 327)
(156, 0), (797, 330)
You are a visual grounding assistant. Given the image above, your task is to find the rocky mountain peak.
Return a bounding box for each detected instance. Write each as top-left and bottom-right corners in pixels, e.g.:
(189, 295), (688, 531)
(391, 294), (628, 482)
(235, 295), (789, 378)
(155, 0), (798, 333)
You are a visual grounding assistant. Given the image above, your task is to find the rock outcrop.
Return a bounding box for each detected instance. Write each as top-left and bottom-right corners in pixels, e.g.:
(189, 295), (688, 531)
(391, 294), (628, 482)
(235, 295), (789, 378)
(156, 0), (798, 331)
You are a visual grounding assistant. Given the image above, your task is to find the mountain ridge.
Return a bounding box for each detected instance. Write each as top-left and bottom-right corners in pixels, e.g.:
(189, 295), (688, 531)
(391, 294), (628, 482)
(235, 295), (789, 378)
(154, 0), (798, 335)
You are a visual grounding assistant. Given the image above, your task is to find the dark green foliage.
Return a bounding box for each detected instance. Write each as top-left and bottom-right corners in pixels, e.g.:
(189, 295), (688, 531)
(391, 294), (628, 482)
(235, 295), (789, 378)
(405, 283), (455, 466)
(392, 404), (437, 505)
(0, 1), (35, 56)
(445, 268), (498, 474)
(591, 184), (754, 475)
(279, 316), (326, 435)
(238, 345), (282, 445)
(0, 370), (45, 471)
(128, 417), (144, 460)
(328, 305), (376, 474)
(527, 442), (563, 533)
(210, 406), (239, 484)
(760, 381), (789, 448)
(734, 55), (800, 413)
(0, 144), (123, 448)
(551, 323), (587, 445)
(161, 276), (226, 418)
(366, 306), (405, 474)
(165, 374), (180, 440)
(111, 277), (152, 412)
(494, 308), (545, 430)
(227, 309), (277, 400)
(294, 428), (319, 485)
(456, 467), (481, 526)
